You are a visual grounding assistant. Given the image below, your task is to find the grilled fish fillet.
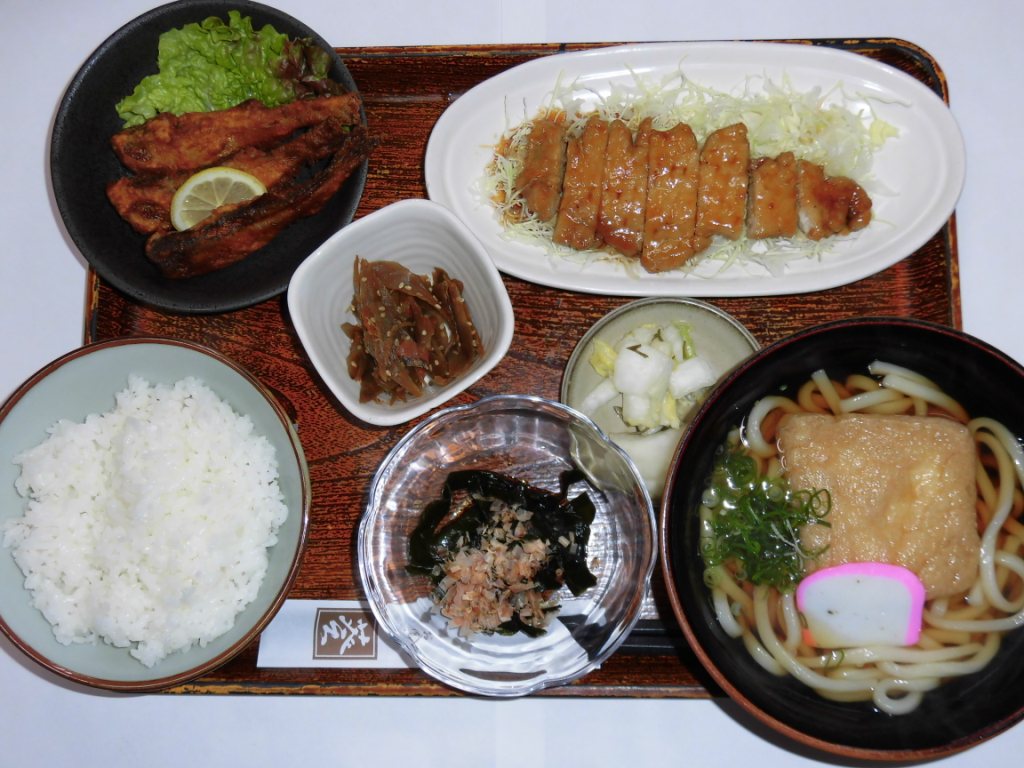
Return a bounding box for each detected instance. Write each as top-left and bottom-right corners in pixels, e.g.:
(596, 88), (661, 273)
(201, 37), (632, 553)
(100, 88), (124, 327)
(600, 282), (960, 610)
(111, 93), (362, 175)
(145, 126), (375, 278)
(107, 115), (355, 235)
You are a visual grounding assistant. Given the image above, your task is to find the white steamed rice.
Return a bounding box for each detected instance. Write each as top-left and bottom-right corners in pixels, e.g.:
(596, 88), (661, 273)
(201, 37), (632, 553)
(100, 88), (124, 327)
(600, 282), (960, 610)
(2, 375), (289, 667)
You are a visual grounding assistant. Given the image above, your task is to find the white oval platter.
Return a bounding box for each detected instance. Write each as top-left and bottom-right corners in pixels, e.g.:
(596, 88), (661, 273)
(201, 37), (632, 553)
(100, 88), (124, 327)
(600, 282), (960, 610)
(424, 41), (965, 297)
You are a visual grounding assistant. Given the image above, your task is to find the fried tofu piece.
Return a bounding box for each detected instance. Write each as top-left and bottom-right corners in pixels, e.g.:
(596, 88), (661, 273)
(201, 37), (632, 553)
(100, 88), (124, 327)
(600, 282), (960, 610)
(747, 151), (799, 239)
(553, 116), (609, 250)
(778, 413), (979, 599)
(694, 123), (750, 247)
(513, 116), (567, 222)
(641, 119), (701, 272)
(596, 118), (649, 258)
(796, 159), (873, 240)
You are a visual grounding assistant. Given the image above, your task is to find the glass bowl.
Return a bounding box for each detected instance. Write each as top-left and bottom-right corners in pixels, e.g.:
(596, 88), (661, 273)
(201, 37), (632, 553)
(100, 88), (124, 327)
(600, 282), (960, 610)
(358, 394), (656, 696)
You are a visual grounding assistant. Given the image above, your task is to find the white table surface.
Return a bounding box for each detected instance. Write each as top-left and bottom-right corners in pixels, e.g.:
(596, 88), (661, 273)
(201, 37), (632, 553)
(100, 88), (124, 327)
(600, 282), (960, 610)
(2, 1), (1020, 765)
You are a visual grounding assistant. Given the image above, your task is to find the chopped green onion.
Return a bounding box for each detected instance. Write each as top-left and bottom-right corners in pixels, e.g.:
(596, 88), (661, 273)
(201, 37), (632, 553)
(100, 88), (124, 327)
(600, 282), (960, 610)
(701, 447), (831, 591)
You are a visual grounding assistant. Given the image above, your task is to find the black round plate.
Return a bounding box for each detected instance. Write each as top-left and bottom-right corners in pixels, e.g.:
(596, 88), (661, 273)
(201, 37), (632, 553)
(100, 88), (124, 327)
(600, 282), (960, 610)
(50, 0), (368, 314)
(661, 317), (1024, 761)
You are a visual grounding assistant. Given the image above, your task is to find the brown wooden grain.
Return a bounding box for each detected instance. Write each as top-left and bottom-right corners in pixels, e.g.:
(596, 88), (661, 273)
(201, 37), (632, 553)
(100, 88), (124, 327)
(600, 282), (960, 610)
(84, 40), (959, 698)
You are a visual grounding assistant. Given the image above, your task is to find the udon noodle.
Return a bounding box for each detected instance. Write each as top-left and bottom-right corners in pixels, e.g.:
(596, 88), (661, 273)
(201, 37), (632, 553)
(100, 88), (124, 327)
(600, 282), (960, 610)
(700, 360), (1024, 714)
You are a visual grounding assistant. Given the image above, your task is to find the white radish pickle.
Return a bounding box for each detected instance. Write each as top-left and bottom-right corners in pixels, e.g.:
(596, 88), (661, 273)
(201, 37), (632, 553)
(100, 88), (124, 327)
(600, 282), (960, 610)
(579, 377), (618, 414)
(580, 321), (715, 432)
(608, 428), (683, 498)
(576, 320), (720, 498)
(670, 356), (716, 399)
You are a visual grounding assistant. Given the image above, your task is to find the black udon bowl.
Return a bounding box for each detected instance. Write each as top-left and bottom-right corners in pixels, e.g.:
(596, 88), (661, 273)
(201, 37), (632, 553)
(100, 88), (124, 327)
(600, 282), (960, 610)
(660, 317), (1024, 761)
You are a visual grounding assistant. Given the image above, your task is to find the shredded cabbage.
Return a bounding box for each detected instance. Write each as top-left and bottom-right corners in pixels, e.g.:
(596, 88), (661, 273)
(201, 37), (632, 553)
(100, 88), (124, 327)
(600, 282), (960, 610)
(484, 65), (899, 276)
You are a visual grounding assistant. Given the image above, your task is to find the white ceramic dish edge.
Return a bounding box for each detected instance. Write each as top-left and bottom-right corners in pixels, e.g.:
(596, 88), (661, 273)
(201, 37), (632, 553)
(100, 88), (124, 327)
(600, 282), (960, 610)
(425, 40), (965, 297)
(287, 199), (515, 426)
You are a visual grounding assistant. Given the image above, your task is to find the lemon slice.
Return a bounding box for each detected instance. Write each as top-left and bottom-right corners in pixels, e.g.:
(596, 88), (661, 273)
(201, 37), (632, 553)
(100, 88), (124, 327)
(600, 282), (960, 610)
(170, 167), (267, 231)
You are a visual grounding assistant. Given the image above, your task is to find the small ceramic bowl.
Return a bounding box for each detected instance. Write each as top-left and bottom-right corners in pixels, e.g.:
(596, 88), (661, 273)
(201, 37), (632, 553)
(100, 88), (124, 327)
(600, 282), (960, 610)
(358, 394), (657, 696)
(0, 338), (310, 691)
(288, 198), (515, 426)
(661, 317), (1024, 760)
(562, 297), (758, 500)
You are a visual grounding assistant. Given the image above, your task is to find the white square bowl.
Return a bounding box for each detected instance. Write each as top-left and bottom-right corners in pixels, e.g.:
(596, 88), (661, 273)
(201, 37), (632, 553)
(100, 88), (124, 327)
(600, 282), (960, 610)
(287, 198), (515, 426)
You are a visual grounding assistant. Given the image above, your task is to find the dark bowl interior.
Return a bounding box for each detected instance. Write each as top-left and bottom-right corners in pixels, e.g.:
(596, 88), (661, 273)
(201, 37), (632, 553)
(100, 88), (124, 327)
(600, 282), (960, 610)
(660, 317), (1024, 761)
(50, 0), (367, 314)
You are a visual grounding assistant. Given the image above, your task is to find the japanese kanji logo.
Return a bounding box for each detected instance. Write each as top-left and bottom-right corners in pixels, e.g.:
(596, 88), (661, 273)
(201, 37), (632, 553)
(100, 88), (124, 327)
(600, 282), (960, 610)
(314, 608), (378, 659)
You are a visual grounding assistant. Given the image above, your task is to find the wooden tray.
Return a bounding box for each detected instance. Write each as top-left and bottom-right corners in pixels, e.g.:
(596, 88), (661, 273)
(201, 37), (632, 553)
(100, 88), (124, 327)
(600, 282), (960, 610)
(84, 39), (959, 697)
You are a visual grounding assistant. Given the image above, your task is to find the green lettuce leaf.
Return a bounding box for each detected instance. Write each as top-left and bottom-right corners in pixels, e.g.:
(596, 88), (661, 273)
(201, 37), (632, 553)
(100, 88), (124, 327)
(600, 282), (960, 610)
(116, 11), (340, 127)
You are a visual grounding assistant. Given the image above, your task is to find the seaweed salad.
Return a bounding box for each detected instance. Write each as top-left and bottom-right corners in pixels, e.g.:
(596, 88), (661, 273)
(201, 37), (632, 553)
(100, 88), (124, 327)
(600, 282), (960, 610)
(408, 469), (598, 637)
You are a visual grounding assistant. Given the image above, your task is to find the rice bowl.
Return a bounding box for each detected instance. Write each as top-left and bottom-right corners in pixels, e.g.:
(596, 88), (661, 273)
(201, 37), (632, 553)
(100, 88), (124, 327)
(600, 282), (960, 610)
(0, 338), (310, 691)
(6, 375), (288, 668)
